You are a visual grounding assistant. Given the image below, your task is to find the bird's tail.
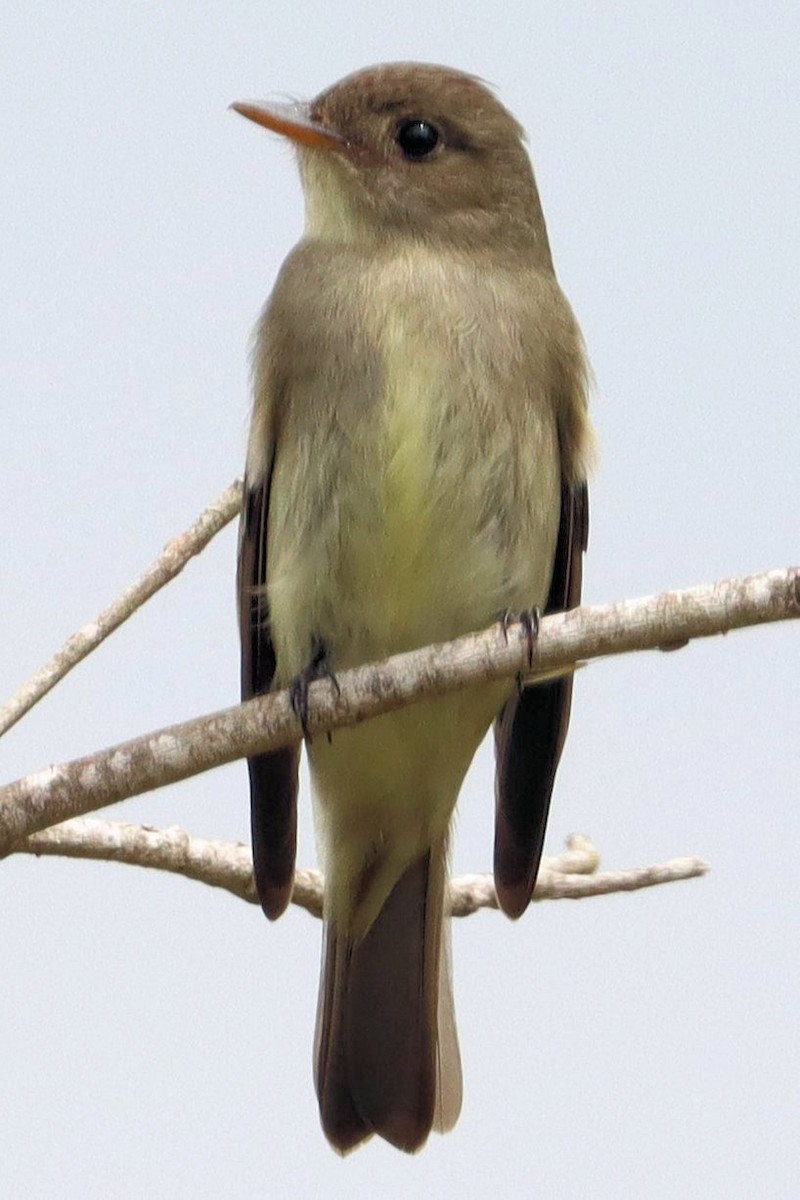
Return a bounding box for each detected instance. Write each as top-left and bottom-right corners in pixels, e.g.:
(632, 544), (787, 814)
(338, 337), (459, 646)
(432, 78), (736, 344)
(314, 837), (462, 1153)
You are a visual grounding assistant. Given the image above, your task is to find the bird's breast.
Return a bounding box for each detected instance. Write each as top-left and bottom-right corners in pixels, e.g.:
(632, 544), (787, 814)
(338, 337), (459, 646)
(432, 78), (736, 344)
(266, 250), (560, 679)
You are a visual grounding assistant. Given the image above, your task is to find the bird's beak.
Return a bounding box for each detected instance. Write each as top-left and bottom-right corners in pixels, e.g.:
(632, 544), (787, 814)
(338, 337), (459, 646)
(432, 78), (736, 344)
(230, 100), (344, 152)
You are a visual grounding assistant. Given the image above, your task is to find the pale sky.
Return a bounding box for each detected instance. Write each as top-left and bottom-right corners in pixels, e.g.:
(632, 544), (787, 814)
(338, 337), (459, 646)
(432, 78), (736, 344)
(1, 4), (798, 1197)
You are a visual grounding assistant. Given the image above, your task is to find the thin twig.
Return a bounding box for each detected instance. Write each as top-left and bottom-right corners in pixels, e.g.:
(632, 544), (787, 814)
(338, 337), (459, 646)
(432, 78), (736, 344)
(447, 857), (710, 914)
(0, 480), (243, 737)
(18, 820), (708, 916)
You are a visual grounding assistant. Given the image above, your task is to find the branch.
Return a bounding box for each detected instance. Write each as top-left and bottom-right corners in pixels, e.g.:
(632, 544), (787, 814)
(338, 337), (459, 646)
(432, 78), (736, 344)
(0, 566), (796, 856)
(0, 480), (242, 737)
(18, 820), (709, 916)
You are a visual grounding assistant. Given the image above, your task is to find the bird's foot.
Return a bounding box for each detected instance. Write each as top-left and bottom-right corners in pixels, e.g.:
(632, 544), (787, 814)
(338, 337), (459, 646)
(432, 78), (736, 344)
(290, 638), (339, 743)
(498, 606), (541, 683)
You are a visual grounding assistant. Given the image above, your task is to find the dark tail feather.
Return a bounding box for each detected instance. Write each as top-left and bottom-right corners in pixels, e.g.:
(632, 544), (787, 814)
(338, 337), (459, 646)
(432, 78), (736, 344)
(314, 842), (461, 1153)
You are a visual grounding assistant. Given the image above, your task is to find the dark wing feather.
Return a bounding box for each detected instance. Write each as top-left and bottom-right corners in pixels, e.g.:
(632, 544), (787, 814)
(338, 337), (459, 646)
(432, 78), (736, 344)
(238, 473), (299, 920)
(493, 481), (589, 917)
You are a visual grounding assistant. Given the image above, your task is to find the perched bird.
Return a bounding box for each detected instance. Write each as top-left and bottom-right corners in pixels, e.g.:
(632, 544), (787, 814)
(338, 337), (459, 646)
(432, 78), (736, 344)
(234, 62), (593, 1154)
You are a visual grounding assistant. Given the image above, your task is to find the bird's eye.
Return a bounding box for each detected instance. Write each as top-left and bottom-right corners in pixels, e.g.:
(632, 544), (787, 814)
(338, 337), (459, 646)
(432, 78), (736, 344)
(396, 119), (440, 160)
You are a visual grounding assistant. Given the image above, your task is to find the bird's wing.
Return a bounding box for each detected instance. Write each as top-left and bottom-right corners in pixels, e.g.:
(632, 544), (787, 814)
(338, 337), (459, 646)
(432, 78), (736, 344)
(492, 480), (589, 917)
(238, 464), (300, 920)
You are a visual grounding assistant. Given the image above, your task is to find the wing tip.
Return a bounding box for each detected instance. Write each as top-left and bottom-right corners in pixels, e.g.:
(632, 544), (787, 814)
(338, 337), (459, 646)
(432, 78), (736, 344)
(255, 879), (294, 921)
(494, 876), (534, 919)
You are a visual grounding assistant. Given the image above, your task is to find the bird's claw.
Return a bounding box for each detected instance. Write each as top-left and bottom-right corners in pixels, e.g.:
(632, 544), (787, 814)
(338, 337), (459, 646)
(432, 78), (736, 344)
(519, 607), (541, 669)
(290, 639), (338, 744)
(498, 607), (541, 671)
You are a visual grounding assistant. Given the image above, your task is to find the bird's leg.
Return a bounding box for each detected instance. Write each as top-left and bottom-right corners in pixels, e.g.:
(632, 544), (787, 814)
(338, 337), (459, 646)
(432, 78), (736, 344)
(290, 636), (339, 743)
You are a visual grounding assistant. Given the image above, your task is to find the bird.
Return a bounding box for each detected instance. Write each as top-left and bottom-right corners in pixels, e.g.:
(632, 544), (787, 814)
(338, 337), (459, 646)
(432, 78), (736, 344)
(233, 62), (594, 1154)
